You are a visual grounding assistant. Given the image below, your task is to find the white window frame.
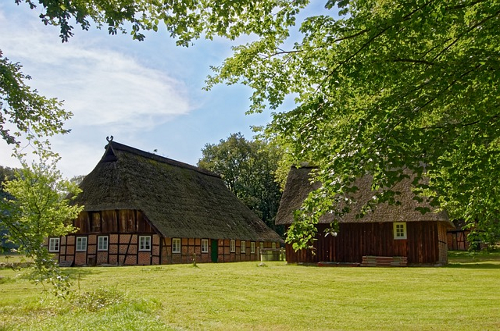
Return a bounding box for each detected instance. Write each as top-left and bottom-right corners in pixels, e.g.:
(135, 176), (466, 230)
(241, 240), (246, 253)
(172, 238), (181, 253)
(139, 236), (152, 251)
(48, 238), (60, 252)
(201, 239), (209, 253)
(98, 236), (109, 251)
(230, 239), (236, 253)
(76, 237), (87, 252)
(251, 242), (256, 254)
(393, 222), (407, 240)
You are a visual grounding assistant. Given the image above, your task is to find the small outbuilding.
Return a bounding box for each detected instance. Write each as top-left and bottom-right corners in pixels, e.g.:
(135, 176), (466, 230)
(48, 139), (283, 266)
(276, 166), (453, 266)
(447, 219), (470, 251)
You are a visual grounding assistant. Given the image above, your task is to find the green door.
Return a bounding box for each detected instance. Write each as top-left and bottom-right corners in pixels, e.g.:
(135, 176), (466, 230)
(211, 239), (218, 263)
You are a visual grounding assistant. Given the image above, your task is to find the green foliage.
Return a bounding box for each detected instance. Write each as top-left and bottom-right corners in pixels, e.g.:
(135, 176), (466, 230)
(0, 50), (71, 146)
(198, 133), (283, 233)
(205, 0), (500, 249)
(16, 0), (308, 45)
(0, 150), (82, 296)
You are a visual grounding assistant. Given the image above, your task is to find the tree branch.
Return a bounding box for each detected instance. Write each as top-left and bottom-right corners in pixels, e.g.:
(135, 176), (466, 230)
(390, 58), (435, 66)
(432, 8), (500, 63)
(317, 0), (437, 94)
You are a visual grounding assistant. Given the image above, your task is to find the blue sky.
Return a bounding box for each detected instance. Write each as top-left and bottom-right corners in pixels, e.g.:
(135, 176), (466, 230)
(0, 1), (329, 178)
(0, 2), (278, 177)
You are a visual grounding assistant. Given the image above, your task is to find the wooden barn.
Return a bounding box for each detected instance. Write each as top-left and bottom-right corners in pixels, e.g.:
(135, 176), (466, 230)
(47, 140), (283, 266)
(276, 166), (453, 266)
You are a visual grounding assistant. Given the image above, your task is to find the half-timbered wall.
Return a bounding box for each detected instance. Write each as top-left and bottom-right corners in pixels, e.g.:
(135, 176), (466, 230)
(284, 221), (449, 265)
(50, 210), (280, 266)
(54, 210), (158, 266)
(58, 233), (162, 266)
(55, 235), (277, 266)
(160, 238), (276, 264)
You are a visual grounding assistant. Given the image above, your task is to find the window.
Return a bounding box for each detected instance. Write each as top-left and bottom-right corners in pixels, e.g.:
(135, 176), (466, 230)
(172, 238), (181, 253)
(241, 241), (246, 253)
(139, 236), (152, 251)
(98, 236), (108, 251)
(272, 242), (277, 249)
(230, 239), (235, 253)
(251, 242), (256, 254)
(76, 237), (87, 252)
(48, 238), (60, 252)
(201, 239), (209, 253)
(393, 222), (407, 240)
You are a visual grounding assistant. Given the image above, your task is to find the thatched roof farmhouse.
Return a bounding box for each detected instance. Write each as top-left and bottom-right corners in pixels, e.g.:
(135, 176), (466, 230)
(48, 139), (282, 266)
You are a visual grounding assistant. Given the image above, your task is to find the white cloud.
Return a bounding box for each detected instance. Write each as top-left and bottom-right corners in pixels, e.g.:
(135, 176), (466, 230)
(0, 5), (192, 134)
(0, 4), (196, 177)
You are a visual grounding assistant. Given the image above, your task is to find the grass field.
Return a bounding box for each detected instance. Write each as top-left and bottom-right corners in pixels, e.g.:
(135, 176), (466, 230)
(1, 251), (499, 330)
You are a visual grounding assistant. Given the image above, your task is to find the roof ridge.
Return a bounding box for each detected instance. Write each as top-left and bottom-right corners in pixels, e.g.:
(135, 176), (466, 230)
(105, 141), (220, 178)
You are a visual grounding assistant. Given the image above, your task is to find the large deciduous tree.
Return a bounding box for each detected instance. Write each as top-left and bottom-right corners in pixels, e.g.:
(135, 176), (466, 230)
(209, 0), (500, 249)
(198, 133), (283, 234)
(12, 0), (500, 248)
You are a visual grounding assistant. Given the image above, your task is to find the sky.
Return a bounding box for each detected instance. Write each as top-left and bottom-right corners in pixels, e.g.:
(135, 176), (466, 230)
(0, 1), (297, 178)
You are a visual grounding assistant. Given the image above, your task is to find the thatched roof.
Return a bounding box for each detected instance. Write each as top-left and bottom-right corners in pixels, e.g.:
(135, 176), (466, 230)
(75, 141), (283, 242)
(276, 166), (451, 226)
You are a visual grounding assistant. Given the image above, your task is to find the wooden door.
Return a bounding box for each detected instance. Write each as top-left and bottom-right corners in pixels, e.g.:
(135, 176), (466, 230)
(211, 239), (218, 263)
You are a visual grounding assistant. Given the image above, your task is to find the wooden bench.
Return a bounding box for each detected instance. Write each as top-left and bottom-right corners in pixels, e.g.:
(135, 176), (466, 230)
(361, 256), (407, 267)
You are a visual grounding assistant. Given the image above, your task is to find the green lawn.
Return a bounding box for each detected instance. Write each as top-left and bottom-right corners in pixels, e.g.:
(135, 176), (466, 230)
(1, 252), (499, 330)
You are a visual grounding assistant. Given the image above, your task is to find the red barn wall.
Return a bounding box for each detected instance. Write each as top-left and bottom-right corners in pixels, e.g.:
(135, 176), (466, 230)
(284, 221), (448, 265)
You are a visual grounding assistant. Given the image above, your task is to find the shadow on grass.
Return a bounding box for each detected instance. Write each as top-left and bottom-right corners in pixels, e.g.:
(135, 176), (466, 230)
(446, 263), (500, 269)
(447, 250), (500, 269)
(63, 267), (101, 279)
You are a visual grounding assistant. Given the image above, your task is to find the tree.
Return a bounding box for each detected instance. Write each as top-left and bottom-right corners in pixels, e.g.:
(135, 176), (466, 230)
(0, 151), (82, 295)
(13, 0), (500, 248)
(208, 0), (500, 250)
(198, 133), (283, 234)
